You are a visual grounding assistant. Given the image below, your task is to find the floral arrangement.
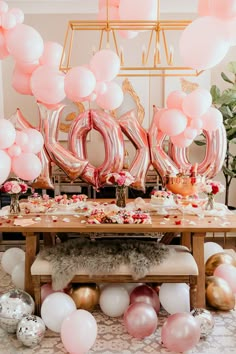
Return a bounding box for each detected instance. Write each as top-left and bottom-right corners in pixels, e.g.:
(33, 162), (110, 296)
(202, 180), (225, 196)
(54, 194), (88, 205)
(106, 171), (134, 187)
(0, 179), (28, 194)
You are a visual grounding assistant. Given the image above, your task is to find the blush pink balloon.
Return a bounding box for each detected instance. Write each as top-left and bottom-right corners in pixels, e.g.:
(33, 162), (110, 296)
(31, 65), (66, 105)
(8, 8), (24, 24)
(214, 264), (236, 293)
(12, 67), (32, 95)
(159, 109), (187, 137)
(39, 41), (63, 67)
(182, 88), (212, 118)
(15, 60), (39, 75)
(171, 132), (193, 148)
(61, 310), (97, 354)
(7, 144), (21, 157)
(0, 28), (9, 59)
(198, 0), (210, 16)
(190, 118), (203, 130)
(12, 153), (42, 180)
(130, 285), (160, 314)
(15, 130), (29, 147)
(90, 49), (120, 82)
(99, 0), (120, 9)
(209, 0), (236, 19)
(179, 17), (230, 70)
(0, 149), (11, 184)
(1, 12), (17, 29)
(5, 24), (44, 62)
(166, 90), (187, 110)
(119, 0), (157, 21)
(97, 6), (119, 20)
(22, 128), (44, 154)
(124, 303), (158, 339)
(161, 313), (201, 352)
(118, 29), (138, 39)
(64, 66), (96, 101)
(95, 81), (107, 95)
(96, 81), (124, 110)
(184, 127), (198, 140)
(0, 119), (16, 149)
(41, 283), (64, 303)
(201, 107), (223, 132)
(0, 1), (8, 13)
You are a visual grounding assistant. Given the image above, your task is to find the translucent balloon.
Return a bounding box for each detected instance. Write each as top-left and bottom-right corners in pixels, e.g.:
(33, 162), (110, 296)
(64, 66), (96, 101)
(96, 81), (124, 110)
(1, 248), (25, 275)
(159, 283), (190, 314)
(124, 303), (158, 339)
(61, 309), (97, 354)
(90, 49), (120, 82)
(0, 149), (11, 184)
(12, 153), (42, 181)
(99, 285), (130, 317)
(204, 242), (223, 263)
(11, 260), (25, 289)
(159, 109), (187, 137)
(22, 128), (44, 154)
(161, 313), (201, 352)
(0, 119), (16, 149)
(41, 292), (76, 333)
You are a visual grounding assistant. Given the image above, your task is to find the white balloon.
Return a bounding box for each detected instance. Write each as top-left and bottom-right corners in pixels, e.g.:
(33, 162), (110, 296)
(11, 260), (25, 289)
(99, 285), (130, 317)
(204, 242), (224, 263)
(159, 283), (190, 315)
(1, 248), (25, 275)
(41, 292), (76, 333)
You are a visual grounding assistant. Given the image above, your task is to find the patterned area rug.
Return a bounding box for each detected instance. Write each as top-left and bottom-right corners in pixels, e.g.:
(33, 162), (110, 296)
(0, 255), (236, 354)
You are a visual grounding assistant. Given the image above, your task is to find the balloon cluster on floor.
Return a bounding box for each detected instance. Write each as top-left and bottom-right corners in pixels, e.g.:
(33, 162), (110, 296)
(180, 0), (236, 70)
(204, 242), (236, 311)
(1, 247), (25, 289)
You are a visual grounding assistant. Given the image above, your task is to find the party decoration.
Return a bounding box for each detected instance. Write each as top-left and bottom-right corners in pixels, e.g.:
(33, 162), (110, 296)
(106, 170), (134, 207)
(0, 150), (11, 185)
(1, 247), (25, 275)
(0, 289), (35, 333)
(11, 260), (25, 289)
(90, 49), (120, 82)
(209, 0), (236, 19)
(41, 292), (76, 333)
(17, 315), (46, 347)
(206, 276), (235, 310)
(61, 309), (97, 354)
(119, 0), (157, 21)
(124, 302), (158, 339)
(214, 264), (236, 293)
(161, 312), (201, 352)
(69, 284), (100, 311)
(130, 284), (160, 313)
(41, 283), (64, 303)
(118, 110), (150, 191)
(22, 128), (44, 154)
(159, 109), (187, 137)
(191, 308), (215, 338)
(159, 283), (190, 314)
(0, 119), (16, 149)
(205, 252), (236, 276)
(182, 88), (212, 118)
(99, 285), (130, 317)
(12, 67), (32, 95)
(12, 153), (42, 181)
(65, 66), (96, 101)
(204, 242), (224, 264)
(96, 81), (124, 110)
(39, 41), (63, 66)
(166, 90), (186, 110)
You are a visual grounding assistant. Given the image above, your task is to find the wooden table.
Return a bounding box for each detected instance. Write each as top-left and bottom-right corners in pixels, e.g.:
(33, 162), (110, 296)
(1, 204), (235, 308)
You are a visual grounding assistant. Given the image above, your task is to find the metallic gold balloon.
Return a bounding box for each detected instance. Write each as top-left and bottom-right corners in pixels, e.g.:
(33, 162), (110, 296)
(69, 284), (100, 311)
(205, 276), (235, 311)
(205, 252), (236, 276)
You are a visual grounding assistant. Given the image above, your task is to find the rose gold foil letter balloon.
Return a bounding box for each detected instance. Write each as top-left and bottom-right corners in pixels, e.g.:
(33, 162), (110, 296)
(148, 106), (179, 180)
(119, 110), (150, 191)
(37, 102), (88, 182)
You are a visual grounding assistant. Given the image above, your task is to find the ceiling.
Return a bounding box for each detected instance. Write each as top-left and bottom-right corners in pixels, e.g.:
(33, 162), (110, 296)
(7, 0), (198, 15)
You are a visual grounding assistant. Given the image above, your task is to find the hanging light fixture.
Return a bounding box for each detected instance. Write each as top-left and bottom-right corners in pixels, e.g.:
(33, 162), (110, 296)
(60, 0), (202, 77)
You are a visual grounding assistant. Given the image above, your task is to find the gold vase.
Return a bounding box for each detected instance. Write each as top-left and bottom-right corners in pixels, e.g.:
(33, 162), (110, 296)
(205, 194), (214, 211)
(116, 186), (126, 208)
(9, 194), (21, 214)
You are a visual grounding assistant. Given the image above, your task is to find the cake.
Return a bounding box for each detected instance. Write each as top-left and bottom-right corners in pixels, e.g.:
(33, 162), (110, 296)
(86, 209), (152, 224)
(151, 190), (174, 207)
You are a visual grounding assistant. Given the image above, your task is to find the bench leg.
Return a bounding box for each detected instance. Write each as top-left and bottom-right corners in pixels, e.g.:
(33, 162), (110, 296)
(32, 275), (42, 316)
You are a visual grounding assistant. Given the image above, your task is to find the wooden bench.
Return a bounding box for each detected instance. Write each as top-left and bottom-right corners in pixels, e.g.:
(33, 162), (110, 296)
(31, 245), (199, 314)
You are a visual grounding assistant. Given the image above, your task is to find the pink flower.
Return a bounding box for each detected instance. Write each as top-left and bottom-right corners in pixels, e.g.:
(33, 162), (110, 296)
(117, 176), (126, 186)
(11, 183), (21, 194)
(3, 181), (12, 193)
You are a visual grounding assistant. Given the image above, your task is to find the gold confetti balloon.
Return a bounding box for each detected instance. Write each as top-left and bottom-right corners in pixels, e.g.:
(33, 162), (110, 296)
(205, 276), (235, 311)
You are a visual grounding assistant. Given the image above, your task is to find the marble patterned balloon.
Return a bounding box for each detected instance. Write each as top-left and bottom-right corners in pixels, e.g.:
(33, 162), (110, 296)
(191, 308), (215, 338)
(17, 315), (46, 347)
(0, 289), (35, 333)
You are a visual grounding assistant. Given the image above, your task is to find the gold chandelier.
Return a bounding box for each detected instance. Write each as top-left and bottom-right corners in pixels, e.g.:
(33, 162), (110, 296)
(60, 0), (202, 77)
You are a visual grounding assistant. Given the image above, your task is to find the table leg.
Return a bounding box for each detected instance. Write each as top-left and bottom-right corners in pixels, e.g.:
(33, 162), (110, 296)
(192, 232), (206, 308)
(181, 232), (191, 250)
(24, 232), (38, 296)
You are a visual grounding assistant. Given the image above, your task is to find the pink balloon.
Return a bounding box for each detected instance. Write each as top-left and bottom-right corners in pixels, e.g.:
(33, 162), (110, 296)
(184, 127), (198, 140)
(5, 24), (44, 62)
(198, 0), (210, 16)
(179, 17), (230, 70)
(96, 81), (124, 110)
(31, 65), (66, 105)
(201, 107), (223, 132)
(0, 28), (9, 59)
(15, 60), (39, 75)
(12, 67), (32, 95)
(0, 119), (16, 149)
(166, 90), (187, 110)
(118, 29), (138, 39)
(159, 109), (187, 137)
(99, 0), (120, 9)
(95, 81), (107, 95)
(161, 313), (201, 352)
(124, 303), (158, 339)
(0, 149), (11, 184)
(7, 144), (21, 157)
(12, 153), (42, 180)
(61, 310), (97, 354)
(15, 130), (29, 147)
(214, 264), (236, 293)
(1, 12), (17, 29)
(182, 88), (212, 118)
(97, 6), (119, 20)
(190, 118), (203, 130)
(22, 128), (44, 154)
(39, 41), (63, 67)
(119, 0), (157, 21)
(130, 285), (160, 313)
(171, 132), (193, 148)
(209, 0), (236, 19)
(41, 283), (64, 303)
(64, 66), (96, 101)
(0, 1), (8, 13)
(8, 8), (24, 24)
(90, 49), (120, 82)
